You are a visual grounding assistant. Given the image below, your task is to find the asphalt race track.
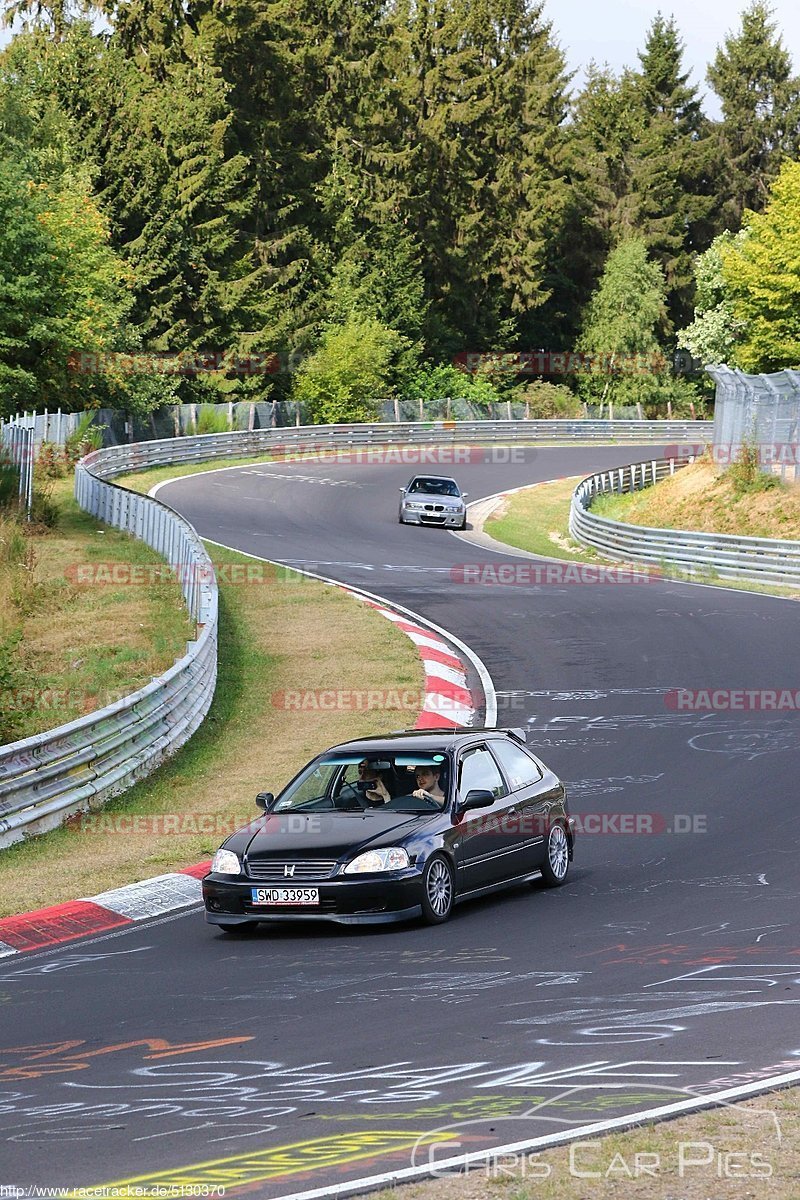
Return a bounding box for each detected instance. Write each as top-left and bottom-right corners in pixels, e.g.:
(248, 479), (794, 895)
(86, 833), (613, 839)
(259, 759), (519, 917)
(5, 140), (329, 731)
(3, 445), (800, 1198)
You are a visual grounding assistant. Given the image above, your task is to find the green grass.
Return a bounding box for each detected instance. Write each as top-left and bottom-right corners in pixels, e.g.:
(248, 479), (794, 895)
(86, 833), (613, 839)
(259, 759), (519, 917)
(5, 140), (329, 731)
(486, 477), (600, 561)
(483, 477), (800, 600)
(0, 538), (423, 913)
(0, 479), (192, 744)
(371, 1085), (799, 1200)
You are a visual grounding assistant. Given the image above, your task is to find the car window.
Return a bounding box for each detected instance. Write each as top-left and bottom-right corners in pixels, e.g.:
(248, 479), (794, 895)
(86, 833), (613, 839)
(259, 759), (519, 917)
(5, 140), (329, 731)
(408, 478), (459, 496)
(458, 746), (507, 801)
(273, 763), (340, 810)
(490, 739), (543, 790)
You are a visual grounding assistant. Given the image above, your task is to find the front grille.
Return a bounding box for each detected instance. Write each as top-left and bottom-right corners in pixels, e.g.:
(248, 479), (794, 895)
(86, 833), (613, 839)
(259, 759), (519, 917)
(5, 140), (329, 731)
(424, 503), (445, 512)
(246, 858), (338, 881)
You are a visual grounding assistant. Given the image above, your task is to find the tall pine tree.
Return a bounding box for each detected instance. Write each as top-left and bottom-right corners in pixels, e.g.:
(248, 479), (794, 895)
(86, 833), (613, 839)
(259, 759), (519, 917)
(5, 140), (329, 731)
(707, 0), (800, 226)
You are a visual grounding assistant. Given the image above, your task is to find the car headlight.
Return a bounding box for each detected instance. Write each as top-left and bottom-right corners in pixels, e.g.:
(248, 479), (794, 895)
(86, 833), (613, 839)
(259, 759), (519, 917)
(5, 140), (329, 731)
(211, 848), (241, 875)
(344, 847), (410, 874)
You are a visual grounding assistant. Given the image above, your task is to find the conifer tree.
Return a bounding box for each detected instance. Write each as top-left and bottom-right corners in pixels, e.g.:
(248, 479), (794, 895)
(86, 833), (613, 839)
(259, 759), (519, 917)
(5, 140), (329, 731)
(576, 238), (671, 410)
(707, 0), (800, 225)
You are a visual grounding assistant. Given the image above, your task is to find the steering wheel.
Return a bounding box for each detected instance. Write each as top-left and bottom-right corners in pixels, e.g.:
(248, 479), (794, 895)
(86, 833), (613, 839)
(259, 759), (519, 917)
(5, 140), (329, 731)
(334, 782), (368, 810)
(413, 791), (441, 810)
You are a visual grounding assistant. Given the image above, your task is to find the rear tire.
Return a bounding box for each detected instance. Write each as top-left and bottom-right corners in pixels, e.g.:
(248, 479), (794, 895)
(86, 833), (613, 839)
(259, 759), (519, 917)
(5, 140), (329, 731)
(539, 822), (570, 887)
(420, 854), (454, 924)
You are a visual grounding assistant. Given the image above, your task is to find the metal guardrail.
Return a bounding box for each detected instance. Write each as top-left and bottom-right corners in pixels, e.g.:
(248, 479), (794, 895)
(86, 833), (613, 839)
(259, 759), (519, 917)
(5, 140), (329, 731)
(0, 406), (713, 451)
(0, 450), (218, 849)
(83, 419), (713, 478)
(570, 458), (800, 587)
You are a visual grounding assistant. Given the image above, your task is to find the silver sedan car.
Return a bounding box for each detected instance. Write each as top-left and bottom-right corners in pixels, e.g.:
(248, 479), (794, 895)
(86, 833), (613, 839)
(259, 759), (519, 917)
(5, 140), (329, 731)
(398, 475), (468, 529)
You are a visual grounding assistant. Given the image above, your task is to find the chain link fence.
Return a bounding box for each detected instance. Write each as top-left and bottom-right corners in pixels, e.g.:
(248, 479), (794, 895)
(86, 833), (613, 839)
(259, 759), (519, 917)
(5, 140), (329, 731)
(707, 365), (800, 482)
(1, 397), (692, 452)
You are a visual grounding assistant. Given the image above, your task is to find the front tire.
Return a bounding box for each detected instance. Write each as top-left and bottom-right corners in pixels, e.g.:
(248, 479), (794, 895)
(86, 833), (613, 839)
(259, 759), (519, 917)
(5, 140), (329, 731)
(420, 854), (454, 924)
(540, 821), (570, 886)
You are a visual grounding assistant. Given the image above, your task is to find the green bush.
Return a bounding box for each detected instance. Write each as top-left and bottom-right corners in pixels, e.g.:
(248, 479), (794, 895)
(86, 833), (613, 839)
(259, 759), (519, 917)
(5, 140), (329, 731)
(63, 412), (104, 468)
(404, 363), (501, 409)
(196, 404), (231, 434)
(0, 460), (20, 508)
(515, 380), (583, 418)
(35, 441), (66, 479)
(727, 441), (780, 495)
(294, 318), (406, 425)
(30, 481), (59, 528)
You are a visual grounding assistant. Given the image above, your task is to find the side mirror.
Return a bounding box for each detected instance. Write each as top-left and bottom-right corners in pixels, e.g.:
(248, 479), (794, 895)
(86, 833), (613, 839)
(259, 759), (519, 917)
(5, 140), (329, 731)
(462, 492), (469, 498)
(255, 792), (274, 811)
(459, 789), (495, 812)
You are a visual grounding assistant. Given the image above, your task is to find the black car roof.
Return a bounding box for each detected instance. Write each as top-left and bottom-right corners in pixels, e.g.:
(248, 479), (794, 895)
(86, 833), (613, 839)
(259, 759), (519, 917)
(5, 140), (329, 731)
(326, 728), (526, 754)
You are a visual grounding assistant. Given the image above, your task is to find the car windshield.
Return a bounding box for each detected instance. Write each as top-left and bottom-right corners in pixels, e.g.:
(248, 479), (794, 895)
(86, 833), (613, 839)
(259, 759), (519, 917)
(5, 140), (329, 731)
(408, 478), (460, 497)
(270, 751), (451, 814)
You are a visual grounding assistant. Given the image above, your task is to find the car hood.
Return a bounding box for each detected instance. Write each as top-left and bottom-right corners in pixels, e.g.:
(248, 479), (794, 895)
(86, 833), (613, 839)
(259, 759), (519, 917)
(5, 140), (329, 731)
(405, 492), (461, 503)
(236, 811), (435, 861)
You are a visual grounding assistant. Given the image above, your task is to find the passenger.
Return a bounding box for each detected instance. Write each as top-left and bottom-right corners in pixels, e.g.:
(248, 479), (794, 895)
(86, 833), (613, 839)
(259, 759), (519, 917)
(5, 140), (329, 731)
(412, 764), (445, 803)
(357, 759), (391, 805)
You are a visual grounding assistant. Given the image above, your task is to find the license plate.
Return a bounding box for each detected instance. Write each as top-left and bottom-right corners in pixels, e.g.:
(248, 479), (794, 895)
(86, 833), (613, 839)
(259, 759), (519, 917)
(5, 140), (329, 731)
(251, 887), (319, 906)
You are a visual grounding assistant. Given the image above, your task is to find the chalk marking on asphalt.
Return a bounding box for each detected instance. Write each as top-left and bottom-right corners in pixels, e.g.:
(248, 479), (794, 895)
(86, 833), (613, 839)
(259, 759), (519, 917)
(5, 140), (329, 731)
(66, 1130), (459, 1195)
(262, 1067), (800, 1200)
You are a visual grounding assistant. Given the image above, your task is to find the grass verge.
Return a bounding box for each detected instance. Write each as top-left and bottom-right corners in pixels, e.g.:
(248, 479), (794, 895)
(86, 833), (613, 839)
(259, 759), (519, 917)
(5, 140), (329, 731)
(0, 535), (423, 915)
(485, 477), (593, 561)
(484, 477), (800, 600)
(371, 1085), (799, 1200)
(0, 478), (191, 744)
(591, 458), (800, 539)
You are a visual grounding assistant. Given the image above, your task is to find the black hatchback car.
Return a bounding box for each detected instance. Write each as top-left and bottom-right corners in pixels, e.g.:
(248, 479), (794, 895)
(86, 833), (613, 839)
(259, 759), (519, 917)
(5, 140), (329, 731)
(203, 728), (575, 929)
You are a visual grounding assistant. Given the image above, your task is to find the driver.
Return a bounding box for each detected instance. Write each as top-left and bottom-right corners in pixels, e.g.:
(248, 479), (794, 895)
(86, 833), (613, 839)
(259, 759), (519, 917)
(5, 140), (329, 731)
(412, 764), (445, 803)
(357, 759), (390, 805)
